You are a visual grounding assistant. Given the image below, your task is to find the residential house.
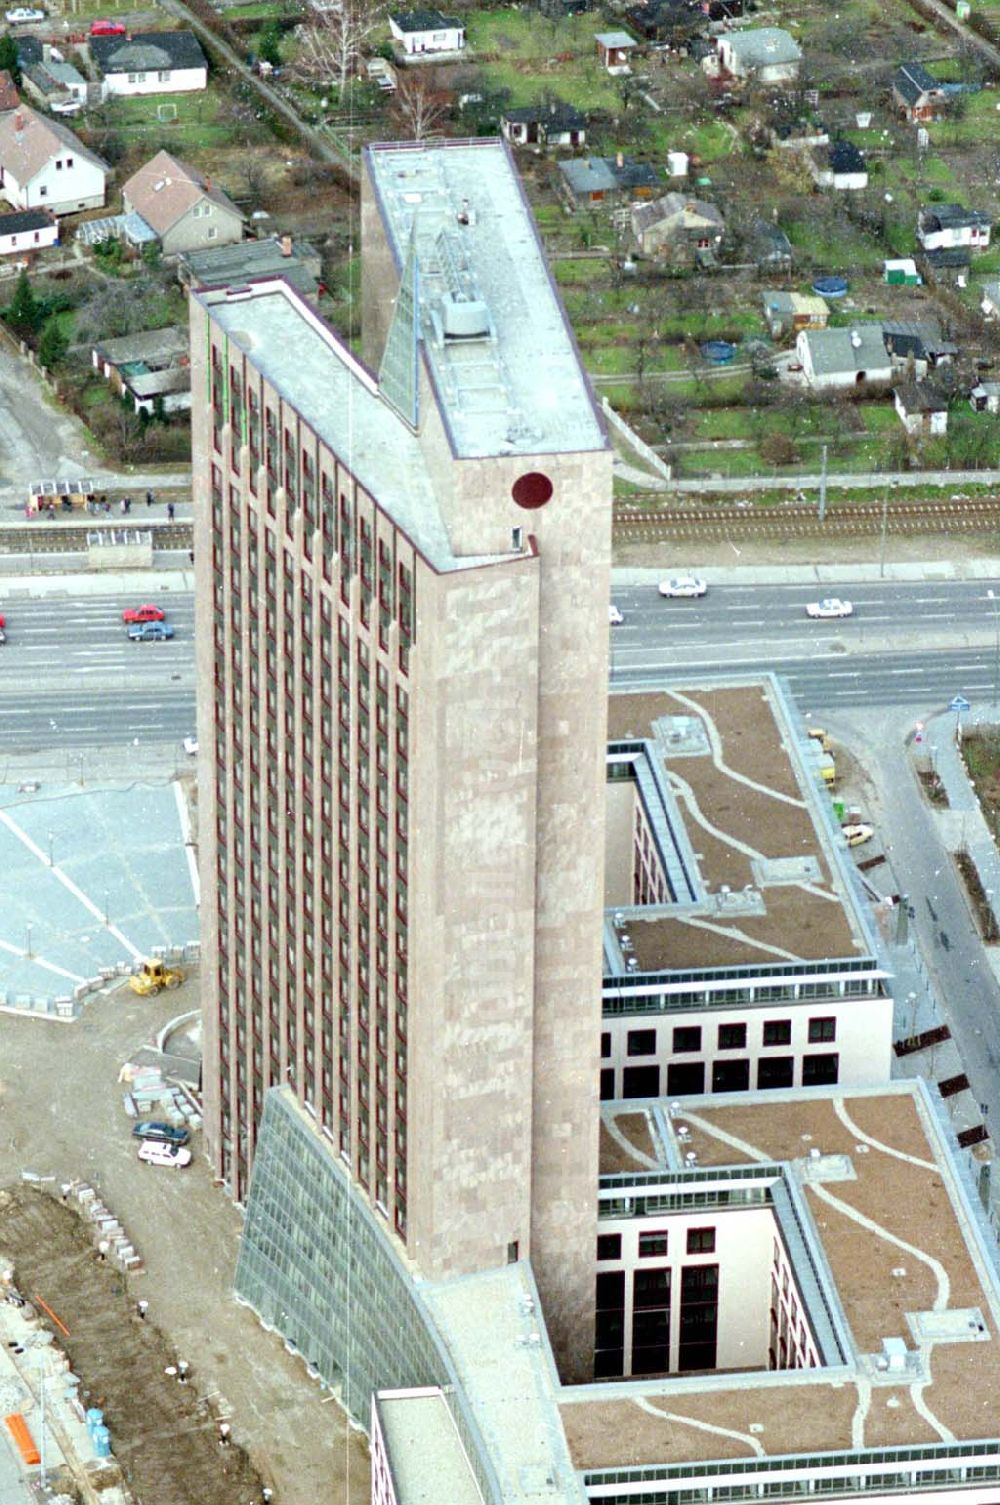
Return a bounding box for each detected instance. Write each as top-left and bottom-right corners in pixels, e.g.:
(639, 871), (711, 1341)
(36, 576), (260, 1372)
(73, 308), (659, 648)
(894, 381), (948, 435)
(0, 207), (57, 258)
(921, 245), (971, 284)
(717, 28), (801, 83)
(0, 107), (107, 215)
(881, 319), (956, 376)
(13, 37), (41, 73)
(22, 59), (87, 115)
(893, 62), (948, 121)
(625, 0), (703, 45)
(388, 9), (465, 55)
(810, 140), (868, 191)
(917, 203), (991, 253)
(0, 72), (19, 113)
(501, 99), (587, 149)
(91, 325), (190, 416)
(631, 191), (724, 261)
(750, 217), (792, 267)
(981, 280), (1000, 319)
(121, 150), (243, 258)
(557, 154), (659, 206)
(762, 290), (828, 339)
(177, 234), (321, 303)
(970, 380), (1000, 413)
(90, 31), (208, 98)
(794, 324), (891, 388)
(595, 31), (639, 72)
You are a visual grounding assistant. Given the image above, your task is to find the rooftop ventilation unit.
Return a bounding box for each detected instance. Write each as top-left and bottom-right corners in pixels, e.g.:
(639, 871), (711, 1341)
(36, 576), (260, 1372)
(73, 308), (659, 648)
(626, 957), (640, 972)
(614, 912), (626, 928)
(809, 1146), (822, 1161)
(684, 1151), (699, 1166)
(669, 1101), (681, 1117)
(439, 290), (491, 341)
(676, 1125), (691, 1141)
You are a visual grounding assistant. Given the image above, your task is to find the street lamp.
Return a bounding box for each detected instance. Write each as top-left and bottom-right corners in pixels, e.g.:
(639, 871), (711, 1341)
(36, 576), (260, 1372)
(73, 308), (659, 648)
(880, 479), (898, 579)
(988, 589), (1000, 712)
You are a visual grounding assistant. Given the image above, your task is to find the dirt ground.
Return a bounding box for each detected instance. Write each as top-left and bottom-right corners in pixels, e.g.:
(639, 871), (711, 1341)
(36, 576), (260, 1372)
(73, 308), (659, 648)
(0, 976), (370, 1505)
(0, 1184), (263, 1505)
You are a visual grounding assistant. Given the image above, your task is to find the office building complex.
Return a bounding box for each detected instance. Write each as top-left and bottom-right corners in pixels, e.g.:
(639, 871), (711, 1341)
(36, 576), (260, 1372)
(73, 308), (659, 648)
(191, 137), (612, 1376)
(601, 680), (894, 1101)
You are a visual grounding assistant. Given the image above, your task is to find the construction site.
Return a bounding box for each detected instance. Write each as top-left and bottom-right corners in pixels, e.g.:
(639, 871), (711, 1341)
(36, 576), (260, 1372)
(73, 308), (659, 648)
(0, 1182), (265, 1505)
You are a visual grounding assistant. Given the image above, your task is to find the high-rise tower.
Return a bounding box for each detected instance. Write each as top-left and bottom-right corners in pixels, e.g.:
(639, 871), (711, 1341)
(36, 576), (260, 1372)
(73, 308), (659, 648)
(192, 138), (612, 1376)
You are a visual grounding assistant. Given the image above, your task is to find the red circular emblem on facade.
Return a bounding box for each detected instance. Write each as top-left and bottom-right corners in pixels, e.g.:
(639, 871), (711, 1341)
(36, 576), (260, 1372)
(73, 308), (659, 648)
(511, 472), (553, 509)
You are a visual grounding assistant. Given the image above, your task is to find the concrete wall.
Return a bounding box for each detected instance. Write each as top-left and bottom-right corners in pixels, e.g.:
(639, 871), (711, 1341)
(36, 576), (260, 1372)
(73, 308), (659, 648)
(604, 780), (635, 908)
(405, 553), (541, 1280)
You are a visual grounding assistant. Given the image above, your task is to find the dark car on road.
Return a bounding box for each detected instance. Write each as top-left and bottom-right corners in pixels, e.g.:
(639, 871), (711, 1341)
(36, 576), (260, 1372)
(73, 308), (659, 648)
(131, 1120), (190, 1147)
(127, 622), (175, 643)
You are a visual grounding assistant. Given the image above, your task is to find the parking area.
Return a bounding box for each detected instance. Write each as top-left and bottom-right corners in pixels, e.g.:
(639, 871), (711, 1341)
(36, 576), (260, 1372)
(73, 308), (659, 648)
(0, 975), (370, 1505)
(0, 777), (198, 1003)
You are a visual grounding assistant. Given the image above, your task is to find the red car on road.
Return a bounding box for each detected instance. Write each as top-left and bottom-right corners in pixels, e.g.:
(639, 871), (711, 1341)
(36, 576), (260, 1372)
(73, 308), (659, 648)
(90, 17), (126, 34)
(122, 604), (166, 625)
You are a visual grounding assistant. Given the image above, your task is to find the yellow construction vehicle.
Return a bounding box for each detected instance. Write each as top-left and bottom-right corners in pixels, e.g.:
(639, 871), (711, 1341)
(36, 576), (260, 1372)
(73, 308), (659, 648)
(129, 959), (184, 996)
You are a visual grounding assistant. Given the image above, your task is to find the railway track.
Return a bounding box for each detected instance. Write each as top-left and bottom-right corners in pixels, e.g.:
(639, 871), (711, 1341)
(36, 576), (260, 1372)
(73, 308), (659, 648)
(0, 522), (194, 554)
(614, 495), (1000, 539)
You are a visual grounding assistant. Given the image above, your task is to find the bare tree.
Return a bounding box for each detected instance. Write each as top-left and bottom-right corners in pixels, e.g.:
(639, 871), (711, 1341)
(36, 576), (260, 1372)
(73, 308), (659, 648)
(292, 0), (388, 95)
(392, 72), (449, 140)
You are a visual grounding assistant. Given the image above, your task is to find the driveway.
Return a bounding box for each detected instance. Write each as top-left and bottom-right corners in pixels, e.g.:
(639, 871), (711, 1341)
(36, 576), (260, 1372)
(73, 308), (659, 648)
(0, 977), (370, 1505)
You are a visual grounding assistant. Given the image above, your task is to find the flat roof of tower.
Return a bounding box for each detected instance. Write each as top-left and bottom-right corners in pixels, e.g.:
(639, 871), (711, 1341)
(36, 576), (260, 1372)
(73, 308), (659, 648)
(605, 679), (874, 975)
(568, 1084), (1000, 1468)
(199, 280), (507, 574)
(364, 139), (607, 460)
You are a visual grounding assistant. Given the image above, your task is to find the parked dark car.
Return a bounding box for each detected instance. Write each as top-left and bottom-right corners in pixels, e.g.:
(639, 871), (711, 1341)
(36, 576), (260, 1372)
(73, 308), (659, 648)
(131, 1120), (190, 1147)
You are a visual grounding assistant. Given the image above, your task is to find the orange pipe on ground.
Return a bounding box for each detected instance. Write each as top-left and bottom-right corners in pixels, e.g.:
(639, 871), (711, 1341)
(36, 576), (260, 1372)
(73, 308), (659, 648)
(5, 1412), (40, 1465)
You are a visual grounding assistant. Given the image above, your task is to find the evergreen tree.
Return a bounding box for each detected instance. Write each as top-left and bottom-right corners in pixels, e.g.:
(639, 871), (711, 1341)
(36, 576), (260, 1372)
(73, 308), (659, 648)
(38, 317), (68, 370)
(7, 270), (39, 339)
(258, 20), (282, 68)
(0, 32), (21, 85)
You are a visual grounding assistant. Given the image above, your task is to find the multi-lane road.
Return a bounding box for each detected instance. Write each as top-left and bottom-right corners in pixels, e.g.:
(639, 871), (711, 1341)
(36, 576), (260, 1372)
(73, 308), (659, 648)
(1, 578), (999, 749)
(611, 578), (1000, 707)
(0, 592), (196, 749)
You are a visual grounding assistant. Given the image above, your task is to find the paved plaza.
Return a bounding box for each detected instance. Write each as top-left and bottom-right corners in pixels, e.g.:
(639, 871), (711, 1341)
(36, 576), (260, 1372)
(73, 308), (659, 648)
(0, 777), (198, 1003)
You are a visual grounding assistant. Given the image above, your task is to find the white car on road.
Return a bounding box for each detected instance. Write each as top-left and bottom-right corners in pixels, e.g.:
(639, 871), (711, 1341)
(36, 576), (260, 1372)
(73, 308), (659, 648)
(609, 604), (624, 626)
(659, 576), (707, 599)
(138, 1141), (192, 1170)
(5, 8), (46, 21)
(806, 597), (854, 620)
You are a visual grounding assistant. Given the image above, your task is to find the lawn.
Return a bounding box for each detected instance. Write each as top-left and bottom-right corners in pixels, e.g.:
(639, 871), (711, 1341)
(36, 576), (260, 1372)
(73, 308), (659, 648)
(97, 84), (236, 152)
(464, 7), (597, 59)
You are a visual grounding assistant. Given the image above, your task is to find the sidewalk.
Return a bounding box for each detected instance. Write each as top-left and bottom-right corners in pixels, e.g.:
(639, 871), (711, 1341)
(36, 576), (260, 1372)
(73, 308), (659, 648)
(613, 558), (1000, 586)
(918, 707), (1000, 978)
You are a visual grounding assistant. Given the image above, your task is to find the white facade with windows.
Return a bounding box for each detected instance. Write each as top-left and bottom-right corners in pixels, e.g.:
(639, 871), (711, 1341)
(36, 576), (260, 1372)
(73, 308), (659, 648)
(101, 63), (206, 97)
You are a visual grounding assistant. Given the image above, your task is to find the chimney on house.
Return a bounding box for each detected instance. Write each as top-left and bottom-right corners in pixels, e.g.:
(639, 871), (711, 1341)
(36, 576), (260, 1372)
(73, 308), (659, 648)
(280, 234), (293, 257)
(203, 175), (212, 192)
(14, 111), (22, 133)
